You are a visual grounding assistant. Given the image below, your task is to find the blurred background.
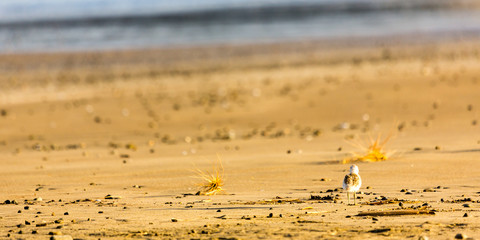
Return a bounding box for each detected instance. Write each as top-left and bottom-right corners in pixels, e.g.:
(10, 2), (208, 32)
(1, 0), (480, 54)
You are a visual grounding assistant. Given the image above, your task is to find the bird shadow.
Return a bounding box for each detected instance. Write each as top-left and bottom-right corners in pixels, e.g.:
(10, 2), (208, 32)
(308, 159), (347, 165)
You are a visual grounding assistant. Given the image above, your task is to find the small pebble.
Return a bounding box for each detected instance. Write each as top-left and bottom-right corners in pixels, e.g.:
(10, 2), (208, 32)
(455, 233), (467, 239)
(463, 213), (468, 217)
(105, 194), (122, 199)
(463, 204), (470, 208)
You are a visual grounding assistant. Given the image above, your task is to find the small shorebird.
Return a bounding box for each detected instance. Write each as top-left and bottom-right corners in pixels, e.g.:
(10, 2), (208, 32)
(343, 164), (362, 205)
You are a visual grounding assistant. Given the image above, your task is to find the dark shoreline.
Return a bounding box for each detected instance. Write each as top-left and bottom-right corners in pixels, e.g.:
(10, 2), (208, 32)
(1, 0), (477, 28)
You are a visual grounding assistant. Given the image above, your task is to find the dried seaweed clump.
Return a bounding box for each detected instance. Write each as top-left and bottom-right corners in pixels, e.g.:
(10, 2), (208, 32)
(343, 133), (394, 164)
(195, 158), (224, 196)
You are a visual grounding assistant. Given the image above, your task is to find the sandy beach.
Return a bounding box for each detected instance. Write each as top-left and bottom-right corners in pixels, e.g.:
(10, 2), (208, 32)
(1, 38), (480, 239)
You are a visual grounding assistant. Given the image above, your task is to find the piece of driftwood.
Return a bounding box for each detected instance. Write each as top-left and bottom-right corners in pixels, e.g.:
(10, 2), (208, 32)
(365, 199), (420, 205)
(357, 209), (435, 217)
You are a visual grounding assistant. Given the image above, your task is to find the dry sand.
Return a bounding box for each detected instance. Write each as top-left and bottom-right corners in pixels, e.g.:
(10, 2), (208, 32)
(1, 38), (480, 239)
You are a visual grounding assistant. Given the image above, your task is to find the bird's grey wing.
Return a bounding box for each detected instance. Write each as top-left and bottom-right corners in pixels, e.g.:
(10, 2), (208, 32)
(344, 174), (353, 185)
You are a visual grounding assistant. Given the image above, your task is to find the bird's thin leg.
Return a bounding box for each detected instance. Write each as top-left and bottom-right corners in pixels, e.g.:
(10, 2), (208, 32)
(354, 192), (357, 205)
(347, 192), (350, 205)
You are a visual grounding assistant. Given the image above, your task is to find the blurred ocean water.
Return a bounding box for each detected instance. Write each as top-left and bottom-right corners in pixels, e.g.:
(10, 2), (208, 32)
(0, 0), (479, 53)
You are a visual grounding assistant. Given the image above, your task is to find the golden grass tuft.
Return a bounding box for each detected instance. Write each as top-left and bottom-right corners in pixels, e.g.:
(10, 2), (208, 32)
(194, 156), (225, 196)
(343, 133), (394, 164)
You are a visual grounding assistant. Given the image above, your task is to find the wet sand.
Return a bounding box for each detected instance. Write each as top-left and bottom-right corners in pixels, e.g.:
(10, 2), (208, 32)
(1, 38), (480, 239)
